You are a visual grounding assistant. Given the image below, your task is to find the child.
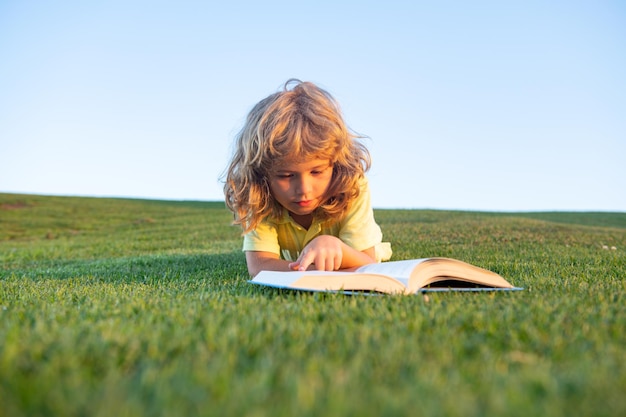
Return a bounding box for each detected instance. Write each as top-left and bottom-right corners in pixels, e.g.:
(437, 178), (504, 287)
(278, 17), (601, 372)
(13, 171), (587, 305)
(223, 79), (391, 276)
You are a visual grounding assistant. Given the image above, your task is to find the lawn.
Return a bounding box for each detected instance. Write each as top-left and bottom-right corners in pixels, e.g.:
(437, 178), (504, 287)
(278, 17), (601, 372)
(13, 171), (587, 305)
(1, 193), (624, 417)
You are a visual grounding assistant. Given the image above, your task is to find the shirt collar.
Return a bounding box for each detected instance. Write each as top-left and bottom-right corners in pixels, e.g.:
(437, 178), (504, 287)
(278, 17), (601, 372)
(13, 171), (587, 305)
(273, 208), (325, 230)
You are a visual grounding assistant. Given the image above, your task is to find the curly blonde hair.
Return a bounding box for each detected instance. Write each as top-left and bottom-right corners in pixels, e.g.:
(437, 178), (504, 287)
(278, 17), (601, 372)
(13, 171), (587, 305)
(223, 79), (371, 234)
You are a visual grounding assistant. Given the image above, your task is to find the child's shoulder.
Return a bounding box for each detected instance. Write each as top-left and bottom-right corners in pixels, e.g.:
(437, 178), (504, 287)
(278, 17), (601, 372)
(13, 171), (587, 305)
(357, 176), (371, 192)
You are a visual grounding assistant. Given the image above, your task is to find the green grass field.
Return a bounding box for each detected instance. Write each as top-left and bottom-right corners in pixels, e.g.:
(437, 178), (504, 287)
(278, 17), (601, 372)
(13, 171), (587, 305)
(1, 193), (624, 417)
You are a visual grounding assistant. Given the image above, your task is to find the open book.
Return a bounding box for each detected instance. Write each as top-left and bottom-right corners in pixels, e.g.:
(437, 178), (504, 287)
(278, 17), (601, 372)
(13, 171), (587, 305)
(250, 257), (522, 294)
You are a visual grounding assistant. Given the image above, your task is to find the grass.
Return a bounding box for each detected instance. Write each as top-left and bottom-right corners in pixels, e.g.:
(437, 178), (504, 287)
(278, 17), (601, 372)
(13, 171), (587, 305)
(1, 193), (624, 417)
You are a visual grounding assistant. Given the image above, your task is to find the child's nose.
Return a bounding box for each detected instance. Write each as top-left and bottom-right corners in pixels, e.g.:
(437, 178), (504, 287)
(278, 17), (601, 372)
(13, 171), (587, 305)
(296, 176), (312, 194)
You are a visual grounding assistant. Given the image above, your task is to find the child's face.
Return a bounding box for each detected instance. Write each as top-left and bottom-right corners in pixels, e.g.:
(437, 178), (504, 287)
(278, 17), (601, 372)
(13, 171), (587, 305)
(269, 157), (333, 219)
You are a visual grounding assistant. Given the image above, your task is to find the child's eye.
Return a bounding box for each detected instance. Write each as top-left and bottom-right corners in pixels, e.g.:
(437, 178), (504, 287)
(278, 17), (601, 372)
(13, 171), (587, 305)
(311, 167), (329, 175)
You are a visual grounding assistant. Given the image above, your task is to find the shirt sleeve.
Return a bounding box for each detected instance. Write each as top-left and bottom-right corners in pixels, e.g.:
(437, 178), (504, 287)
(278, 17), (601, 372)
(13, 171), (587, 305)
(242, 220), (281, 255)
(338, 179), (384, 252)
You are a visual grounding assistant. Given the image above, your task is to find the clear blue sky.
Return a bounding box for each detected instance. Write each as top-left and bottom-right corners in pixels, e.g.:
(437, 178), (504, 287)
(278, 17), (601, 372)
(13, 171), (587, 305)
(1, 1), (624, 211)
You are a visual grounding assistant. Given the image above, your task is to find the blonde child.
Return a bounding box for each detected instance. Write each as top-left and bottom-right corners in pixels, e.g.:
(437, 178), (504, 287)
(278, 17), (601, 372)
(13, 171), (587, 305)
(223, 79), (391, 276)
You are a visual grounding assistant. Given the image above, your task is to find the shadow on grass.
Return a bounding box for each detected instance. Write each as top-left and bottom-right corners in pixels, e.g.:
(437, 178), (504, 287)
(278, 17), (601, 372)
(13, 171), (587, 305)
(1, 251), (249, 285)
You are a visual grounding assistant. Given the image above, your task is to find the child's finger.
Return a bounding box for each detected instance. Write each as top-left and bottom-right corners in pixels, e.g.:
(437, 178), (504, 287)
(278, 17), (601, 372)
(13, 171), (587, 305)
(296, 252), (315, 271)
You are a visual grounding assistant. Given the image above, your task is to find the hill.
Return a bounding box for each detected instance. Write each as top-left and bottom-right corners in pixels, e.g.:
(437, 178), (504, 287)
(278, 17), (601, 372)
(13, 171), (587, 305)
(1, 193), (625, 417)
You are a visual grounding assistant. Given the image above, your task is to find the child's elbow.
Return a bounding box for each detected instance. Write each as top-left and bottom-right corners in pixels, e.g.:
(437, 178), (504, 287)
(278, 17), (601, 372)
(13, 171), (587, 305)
(247, 264), (262, 277)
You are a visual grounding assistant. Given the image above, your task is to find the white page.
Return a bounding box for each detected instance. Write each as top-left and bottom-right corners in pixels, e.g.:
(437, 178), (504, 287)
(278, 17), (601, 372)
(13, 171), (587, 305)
(252, 270), (354, 288)
(356, 259), (429, 281)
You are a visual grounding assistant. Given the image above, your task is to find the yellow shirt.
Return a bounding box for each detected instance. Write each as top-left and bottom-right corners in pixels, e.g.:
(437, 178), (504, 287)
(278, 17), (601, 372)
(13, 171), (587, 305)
(242, 179), (392, 262)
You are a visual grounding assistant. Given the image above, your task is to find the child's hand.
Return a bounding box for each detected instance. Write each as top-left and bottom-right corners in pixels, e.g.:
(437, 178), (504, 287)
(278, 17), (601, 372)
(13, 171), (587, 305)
(289, 235), (343, 271)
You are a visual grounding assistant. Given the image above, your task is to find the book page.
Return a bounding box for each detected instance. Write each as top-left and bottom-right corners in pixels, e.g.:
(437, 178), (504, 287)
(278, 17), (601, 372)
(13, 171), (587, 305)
(252, 270), (352, 289)
(356, 259), (429, 283)
(252, 270), (408, 294)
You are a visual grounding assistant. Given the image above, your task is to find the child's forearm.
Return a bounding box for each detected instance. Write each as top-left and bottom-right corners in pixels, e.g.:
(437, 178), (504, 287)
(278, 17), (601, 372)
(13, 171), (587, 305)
(338, 243), (376, 270)
(245, 251), (293, 277)
(246, 239), (377, 276)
